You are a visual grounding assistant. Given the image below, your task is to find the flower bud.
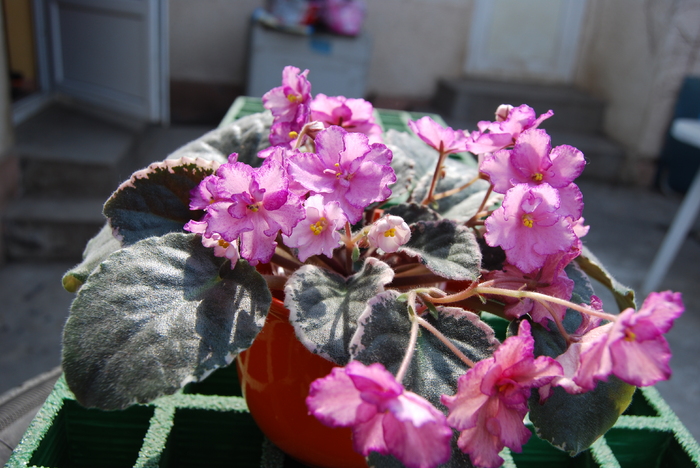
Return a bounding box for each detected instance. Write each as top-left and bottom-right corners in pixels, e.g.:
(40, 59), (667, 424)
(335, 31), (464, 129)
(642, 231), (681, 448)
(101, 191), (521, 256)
(367, 215), (410, 253)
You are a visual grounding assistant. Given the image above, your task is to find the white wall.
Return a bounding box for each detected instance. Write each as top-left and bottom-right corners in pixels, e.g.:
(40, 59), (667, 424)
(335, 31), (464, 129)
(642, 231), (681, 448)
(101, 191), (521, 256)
(169, 0), (262, 83)
(364, 0), (473, 97)
(575, 0), (700, 162)
(168, 0), (473, 98)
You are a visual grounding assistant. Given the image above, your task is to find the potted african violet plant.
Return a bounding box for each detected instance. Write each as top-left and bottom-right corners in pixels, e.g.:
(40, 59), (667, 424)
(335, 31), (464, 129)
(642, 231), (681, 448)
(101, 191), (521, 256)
(60, 66), (684, 468)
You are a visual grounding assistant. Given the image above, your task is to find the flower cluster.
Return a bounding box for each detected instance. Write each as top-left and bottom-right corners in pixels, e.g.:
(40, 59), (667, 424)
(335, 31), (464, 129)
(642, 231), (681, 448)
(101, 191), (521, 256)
(194, 68), (683, 468)
(184, 66), (400, 266)
(184, 72), (685, 467)
(60, 65), (685, 468)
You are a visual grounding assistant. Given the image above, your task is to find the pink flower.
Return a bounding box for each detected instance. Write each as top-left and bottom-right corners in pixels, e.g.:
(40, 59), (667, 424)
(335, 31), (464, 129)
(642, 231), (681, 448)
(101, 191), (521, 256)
(187, 160), (305, 265)
(480, 129), (585, 196)
(478, 104), (554, 146)
(183, 219), (240, 267)
(283, 195), (346, 261)
(484, 184), (576, 273)
(307, 361), (452, 468)
(287, 126), (395, 223)
(408, 116), (467, 155)
(323, 0), (366, 36)
(367, 215), (411, 253)
(574, 291), (684, 389)
(463, 129), (514, 155)
(262, 66), (312, 124)
(310, 94), (382, 142)
(442, 321), (562, 468)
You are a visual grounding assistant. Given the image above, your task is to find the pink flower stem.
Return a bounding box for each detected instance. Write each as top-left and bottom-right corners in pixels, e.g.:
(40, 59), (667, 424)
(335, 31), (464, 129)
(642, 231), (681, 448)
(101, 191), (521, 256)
(474, 286), (619, 322)
(539, 299), (573, 344)
(433, 174), (481, 201)
(466, 183), (494, 227)
(396, 293), (421, 383)
(415, 316), (475, 368)
(344, 221), (354, 274)
(422, 148), (449, 205)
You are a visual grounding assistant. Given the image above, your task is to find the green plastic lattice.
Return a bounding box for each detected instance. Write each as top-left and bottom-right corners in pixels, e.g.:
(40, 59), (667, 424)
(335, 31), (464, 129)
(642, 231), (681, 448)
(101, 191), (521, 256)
(5, 363), (700, 468)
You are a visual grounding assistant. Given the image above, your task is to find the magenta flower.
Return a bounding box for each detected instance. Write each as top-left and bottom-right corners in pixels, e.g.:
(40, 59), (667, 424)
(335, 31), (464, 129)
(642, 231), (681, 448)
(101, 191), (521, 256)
(463, 129), (514, 155)
(287, 126), (396, 223)
(323, 0), (366, 36)
(282, 195), (346, 261)
(478, 104), (554, 146)
(310, 94), (382, 142)
(574, 291), (684, 389)
(484, 183), (576, 273)
(268, 103), (310, 147)
(442, 321), (562, 468)
(367, 215), (411, 253)
(408, 116), (467, 155)
(187, 159), (305, 265)
(183, 219), (240, 267)
(262, 66), (312, 124)
(480, 129), (585, 196)
(307, 361), (452, 468)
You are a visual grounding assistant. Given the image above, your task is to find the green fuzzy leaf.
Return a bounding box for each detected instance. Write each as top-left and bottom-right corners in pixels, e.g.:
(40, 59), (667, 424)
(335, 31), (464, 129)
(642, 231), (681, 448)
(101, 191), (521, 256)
(350, 290), (499, 409)
(285, 258), (394, 365)
(62, 222), (122, 293)
(400, 220), (481, 281)
(104, 157), (219, 246)
(385, 203), (440, 225)
(62, 232), (271, 410)
(384, 130), (436, 190)
(529, 378), (635, 456)
(576, 245), (636, 312)
(169, 112), (272, 167)
(528, 319), (635, 455)
(441, 189), (501, 223)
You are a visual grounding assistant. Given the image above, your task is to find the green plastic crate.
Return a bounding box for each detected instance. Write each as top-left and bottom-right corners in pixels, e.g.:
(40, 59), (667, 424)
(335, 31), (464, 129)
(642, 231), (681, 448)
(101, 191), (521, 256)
(5, 363), (700, 468)
(7, 98), (700, 468)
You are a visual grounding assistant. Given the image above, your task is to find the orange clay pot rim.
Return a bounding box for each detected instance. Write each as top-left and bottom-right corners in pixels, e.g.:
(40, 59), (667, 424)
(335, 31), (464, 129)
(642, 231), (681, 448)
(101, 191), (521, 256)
(269, 297), (290, 321)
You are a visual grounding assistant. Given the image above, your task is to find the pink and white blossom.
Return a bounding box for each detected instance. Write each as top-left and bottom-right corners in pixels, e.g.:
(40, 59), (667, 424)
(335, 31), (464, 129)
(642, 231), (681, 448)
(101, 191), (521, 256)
(478, 104), (554, 147)
(484, 183), (576, 273)
(262, 66), (312, 124)
(283, 195), (346, 261)
(186, 159), (305, 265)
(310, 94), (382, 142)
(442, 321), (562, 468)
(408, 116), (468, 155)
(367, 215), (411, 253)
(287, 126), (395, 223)
(307, 361), (452, 468)
(480, 129), (585, 196)
(574, 291), (684, 389)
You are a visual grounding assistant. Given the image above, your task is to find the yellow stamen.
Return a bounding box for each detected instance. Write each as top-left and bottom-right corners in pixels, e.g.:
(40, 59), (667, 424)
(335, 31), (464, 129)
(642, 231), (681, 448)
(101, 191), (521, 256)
(309, 217), (327, 235)
(217, 239), (230, 248)
(289, 131), (298, 139)
(624, 329), (636, 342)
(247, 204), (260, 212)
(384, 228), (396, 238)
(287, 94), (300, 103)
(532, 173), (544, 182)
(522, 214), (534, 228)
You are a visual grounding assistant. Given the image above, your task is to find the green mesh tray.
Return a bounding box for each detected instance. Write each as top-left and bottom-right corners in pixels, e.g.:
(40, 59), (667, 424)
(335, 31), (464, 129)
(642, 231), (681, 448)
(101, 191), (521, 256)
(5, 363), (700, 468)
(7, 98), (700, 468)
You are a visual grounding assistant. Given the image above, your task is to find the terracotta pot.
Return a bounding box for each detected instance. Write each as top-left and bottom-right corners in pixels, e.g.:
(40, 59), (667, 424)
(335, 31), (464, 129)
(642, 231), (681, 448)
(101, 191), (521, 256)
(237, 298), (367, 468)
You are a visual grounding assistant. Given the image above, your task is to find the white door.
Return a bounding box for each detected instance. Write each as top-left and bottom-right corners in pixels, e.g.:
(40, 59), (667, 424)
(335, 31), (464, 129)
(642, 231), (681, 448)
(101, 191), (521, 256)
(465, 0), (587, 84)
(48, 0), (168, 122)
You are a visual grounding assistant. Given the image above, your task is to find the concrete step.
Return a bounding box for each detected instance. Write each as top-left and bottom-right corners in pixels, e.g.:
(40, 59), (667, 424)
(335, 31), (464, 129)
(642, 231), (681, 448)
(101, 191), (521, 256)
(15, 104), (141, 198)
(433, 78), (606, 134)
(2, 197), (105, 261)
